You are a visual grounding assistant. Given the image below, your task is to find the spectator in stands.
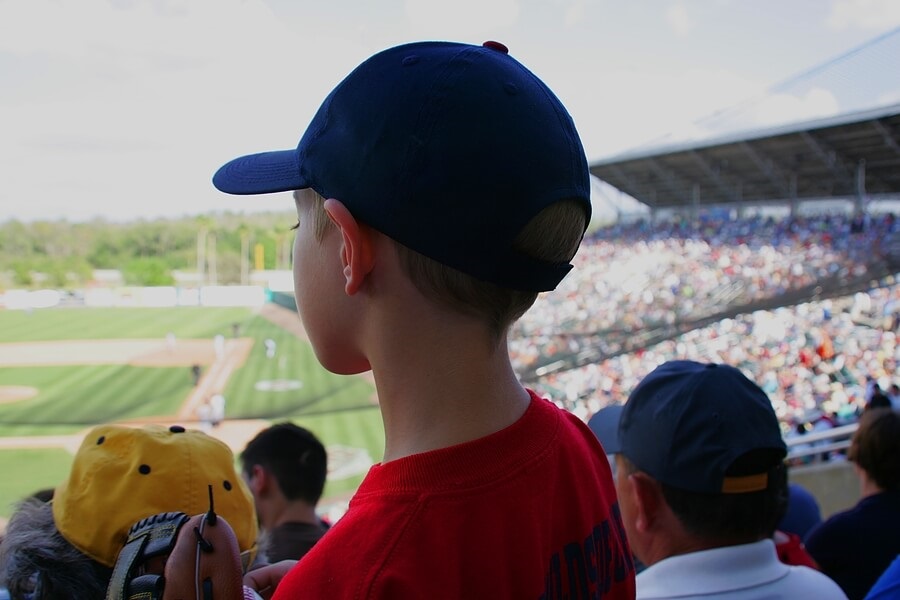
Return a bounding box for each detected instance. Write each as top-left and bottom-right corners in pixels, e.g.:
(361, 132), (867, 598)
(865, 555), (900, 600)
(240, 423), (330, 563)
(509, 211), (900, 432)
(867, 387), (893, 411)
(0, 424), (259, 600)
(888, 383), (900, 410)
(778, 482), (823, 540)
(770, 482), (821, 570)
(805, 407), (900, 599)
(587, 403), (625, 474)
(865, 375), (881, 402)
(614, 360), (847, 598)
(213, 40), (634, 597)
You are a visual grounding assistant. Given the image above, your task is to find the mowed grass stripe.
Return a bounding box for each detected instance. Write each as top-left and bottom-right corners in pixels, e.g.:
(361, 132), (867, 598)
(223, 315), (367, 419)
(0, 365), (189, 433)
(0, 366), (112, 429)
(0, 307), (253, 342)
(87, 366), (187, 421)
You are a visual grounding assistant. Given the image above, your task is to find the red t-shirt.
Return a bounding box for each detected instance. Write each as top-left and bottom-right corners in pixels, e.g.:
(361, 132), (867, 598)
(273, 391), (635, 599)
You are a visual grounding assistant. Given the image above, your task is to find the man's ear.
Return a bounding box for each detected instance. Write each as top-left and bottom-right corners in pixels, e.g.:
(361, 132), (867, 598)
(248, 464), (269, 495)
(629, 472), (663, 534)
(324, 198), (375, 295)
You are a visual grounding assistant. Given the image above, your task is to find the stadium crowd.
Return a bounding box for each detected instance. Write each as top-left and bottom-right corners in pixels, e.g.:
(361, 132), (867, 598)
(513, 212), (900, 431)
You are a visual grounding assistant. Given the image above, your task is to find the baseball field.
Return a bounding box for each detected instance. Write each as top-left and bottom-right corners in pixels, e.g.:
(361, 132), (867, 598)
(0, 303), (383, 524)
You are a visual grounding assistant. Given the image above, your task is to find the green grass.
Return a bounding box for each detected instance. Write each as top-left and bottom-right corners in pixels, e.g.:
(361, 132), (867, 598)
(0, 365), (191, 436)
(0, 304), (382, 520)
(0, 306), (253, 341)
(223, 315), (376, 419)
(0, 449), (74, 518)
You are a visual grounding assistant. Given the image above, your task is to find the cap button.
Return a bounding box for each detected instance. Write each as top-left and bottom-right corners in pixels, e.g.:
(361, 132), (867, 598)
(169, 425), (186, 433)
(482, 41), (508, 54)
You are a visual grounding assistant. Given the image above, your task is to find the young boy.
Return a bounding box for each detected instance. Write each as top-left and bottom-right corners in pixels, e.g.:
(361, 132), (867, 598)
(214, 40), (634, 598)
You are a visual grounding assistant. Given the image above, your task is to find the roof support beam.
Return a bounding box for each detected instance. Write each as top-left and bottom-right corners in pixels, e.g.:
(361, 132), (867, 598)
(688, 151), (740, 203)
(605, 164), (646, 201)
(872, 119), (900, 156)
(646, 158), (691, 206)
(738, 142), (790, 198)
(800, 131), (855, 188)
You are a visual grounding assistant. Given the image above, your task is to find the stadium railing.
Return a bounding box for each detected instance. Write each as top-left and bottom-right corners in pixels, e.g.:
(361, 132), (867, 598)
(785, 422), (858, 462)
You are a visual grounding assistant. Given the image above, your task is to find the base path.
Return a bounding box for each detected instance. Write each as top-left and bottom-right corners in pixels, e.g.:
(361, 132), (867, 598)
(175, 338), (254, 420)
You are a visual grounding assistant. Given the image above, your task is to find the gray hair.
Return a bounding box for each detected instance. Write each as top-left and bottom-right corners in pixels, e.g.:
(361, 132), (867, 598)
(0, 499), (111, 600)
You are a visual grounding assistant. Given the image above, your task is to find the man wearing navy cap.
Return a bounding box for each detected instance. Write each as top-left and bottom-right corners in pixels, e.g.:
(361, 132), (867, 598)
(614, 360), (847, 599)
(216, 40), (634, 598)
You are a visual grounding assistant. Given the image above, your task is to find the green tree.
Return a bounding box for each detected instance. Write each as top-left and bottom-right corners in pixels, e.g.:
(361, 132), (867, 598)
(122, 257), (175, 286)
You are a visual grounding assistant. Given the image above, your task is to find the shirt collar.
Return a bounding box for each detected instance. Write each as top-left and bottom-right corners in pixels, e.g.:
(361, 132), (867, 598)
(637, 539), (789, 598)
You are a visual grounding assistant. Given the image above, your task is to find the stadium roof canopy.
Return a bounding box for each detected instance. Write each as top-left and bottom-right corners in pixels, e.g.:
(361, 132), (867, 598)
(589, 102), (900, 211)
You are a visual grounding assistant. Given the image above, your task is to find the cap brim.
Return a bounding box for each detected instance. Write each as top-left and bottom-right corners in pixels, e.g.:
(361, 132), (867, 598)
(588, 404), (625, 455)
(212, 149), (305, 195)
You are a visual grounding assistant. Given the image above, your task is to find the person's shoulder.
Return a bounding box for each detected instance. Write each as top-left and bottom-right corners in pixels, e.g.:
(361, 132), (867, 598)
(780, 564), (849, 598)
(805, 505), (862, 548)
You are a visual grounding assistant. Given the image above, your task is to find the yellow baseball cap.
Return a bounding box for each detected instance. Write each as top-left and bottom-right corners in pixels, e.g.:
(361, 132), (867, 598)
(52, 423), (258, 567)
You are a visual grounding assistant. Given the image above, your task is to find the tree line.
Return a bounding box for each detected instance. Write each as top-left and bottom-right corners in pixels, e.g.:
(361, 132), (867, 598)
(0, 211), (297, 289)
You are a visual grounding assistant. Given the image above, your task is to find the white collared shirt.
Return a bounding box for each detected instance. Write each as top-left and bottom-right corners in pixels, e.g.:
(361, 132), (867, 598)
(637, 539), (847, 599)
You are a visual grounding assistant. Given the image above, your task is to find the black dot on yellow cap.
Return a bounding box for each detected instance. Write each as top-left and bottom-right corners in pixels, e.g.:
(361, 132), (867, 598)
(169, 425), (185, 433)
(139, 464), (151, 475)
(96, 436), (105, 445)
(223, 480), (232, 491)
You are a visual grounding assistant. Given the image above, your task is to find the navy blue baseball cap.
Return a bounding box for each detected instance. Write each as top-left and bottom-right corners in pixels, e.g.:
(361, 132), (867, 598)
(588, 404), (625, 455)
(213, 40), (591, 292)
(619, 360), (787, 494)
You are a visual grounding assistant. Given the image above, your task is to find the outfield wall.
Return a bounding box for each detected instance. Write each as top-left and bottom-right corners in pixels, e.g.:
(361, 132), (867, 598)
(1, 286), (267, 310)
(269, 291), (297, 312)
(790, 461), (860, 519)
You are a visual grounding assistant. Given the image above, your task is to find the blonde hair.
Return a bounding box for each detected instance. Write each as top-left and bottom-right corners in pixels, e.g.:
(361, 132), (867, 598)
(396, 199), (586, 343)
(301, 189), (586, 343)
(295, 188), (334, 242)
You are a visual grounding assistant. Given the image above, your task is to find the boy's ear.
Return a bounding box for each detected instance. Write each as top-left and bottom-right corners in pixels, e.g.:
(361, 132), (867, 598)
(324, 199), (375, 295)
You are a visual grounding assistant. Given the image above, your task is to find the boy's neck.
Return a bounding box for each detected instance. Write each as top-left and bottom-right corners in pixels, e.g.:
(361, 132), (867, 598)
(369, 316), (530, 463)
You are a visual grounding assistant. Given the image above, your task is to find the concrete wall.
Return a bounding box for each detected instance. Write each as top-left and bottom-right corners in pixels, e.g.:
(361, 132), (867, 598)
(789, 460), (860, 519)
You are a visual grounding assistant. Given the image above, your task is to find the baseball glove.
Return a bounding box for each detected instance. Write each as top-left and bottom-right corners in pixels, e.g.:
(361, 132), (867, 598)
(106, 487), (245, 600)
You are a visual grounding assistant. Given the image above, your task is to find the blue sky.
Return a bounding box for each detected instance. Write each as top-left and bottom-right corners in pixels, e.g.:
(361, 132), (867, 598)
(1, 0), (898, 222)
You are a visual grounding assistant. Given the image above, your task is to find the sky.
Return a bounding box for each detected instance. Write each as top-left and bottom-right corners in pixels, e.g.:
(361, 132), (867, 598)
(1, 0), (899, 223)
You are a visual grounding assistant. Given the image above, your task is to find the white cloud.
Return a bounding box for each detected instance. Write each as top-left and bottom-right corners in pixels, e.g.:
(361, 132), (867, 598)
(826, 0), (900, 30)
(752, 88), (840, 127)
(563, 0), (589, 27)
(876, 88), (900, 105)
(0, 0), (361, 221)
(404, 0), (520, 38)
(570, 67), (763, 159)
(666, 2), (692, 37)
(0, 0), (279, 61)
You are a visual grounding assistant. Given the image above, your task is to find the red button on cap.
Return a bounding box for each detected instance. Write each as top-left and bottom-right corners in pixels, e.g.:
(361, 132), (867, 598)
(482, 40), (508, 54)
